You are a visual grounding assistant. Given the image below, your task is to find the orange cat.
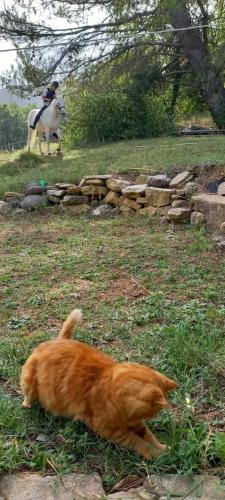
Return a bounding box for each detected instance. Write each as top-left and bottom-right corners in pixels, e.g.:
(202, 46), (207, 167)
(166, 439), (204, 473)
(21, 309), (177, 459)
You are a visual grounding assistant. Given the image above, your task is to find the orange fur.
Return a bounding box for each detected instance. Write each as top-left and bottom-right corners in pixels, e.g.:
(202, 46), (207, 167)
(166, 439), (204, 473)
(20, 308), (177, 459)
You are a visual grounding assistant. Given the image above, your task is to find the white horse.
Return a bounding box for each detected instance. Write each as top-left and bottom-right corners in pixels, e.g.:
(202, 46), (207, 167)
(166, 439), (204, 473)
(27, 96), (66, 155)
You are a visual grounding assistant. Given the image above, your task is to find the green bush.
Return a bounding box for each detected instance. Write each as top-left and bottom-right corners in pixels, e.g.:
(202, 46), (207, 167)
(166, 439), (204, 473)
(63, 88), (174, 147)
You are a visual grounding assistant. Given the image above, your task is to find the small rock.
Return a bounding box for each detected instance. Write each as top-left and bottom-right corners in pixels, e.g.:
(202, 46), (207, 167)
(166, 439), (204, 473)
(0, 200), (13, 215)
(157, 205), (171, 216)
(62, 195), (89, 205)
(218, 182), (225, 196)
(145, 187), (176, 207)
(220, 221), (225, 234)
(169, 171), (193, 188)
(47, 196), (60, 204)
(14, 208), (26, 216)
(104, 191), (120, 206)
(184, 182), (200, 197)
(176, 189), (185, 196)
(81, 185), (109, 197)
(92, 204), (115, 216)
(63, 204), (91, 215)
(122, 184), (147, 198)
(137, 206), (157, 216)
(4, 197), (22, 208)
(119, 206), (134, 216)
(25, 185), (46, 196)
(106, 178), (131, 193)
(167, 207), (191, 222)
(122, 197), (141, 210)
(147, 174), (170, 188)
(135, 175), (148, 184)
(136, 197), (150, 205)
(67, 186), (81, 195)
(20, 195), (48, 210)
(171, 194), (185, 200)
(190, 211), (206, 226)
(171, 199), (188, 208)
(46, 190), (65, 198)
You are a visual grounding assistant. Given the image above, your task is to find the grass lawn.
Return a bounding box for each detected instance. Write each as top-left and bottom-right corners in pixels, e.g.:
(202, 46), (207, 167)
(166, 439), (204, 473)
(1, 211), (225, 490)
(1, 134), (225, 196)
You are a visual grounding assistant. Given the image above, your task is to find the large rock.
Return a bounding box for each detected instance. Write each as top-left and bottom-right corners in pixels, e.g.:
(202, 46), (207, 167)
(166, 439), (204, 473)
(83, 178), (106, 186)
(0, 200), (13, 215)
(145, 187), (176, 207)
(190, 211), (206, 226)
(106, 178), (131, 193)
(104, 191), (120, 206)
(92, 204), (115, 216)
(4, 191), (24, 199)
(63, 204), (91, 215)
(122, 197), (141, 210)
(167, 207), (191, 222)
(81, 185), (109, 197)
(147, 174), (170, 188)
(169, 171), (193, 188)
(192, 193), (225, 229)
(25, 185), (46, 196)
(183, 181), (200, 197)
(122, 184), (147, 198)
(0, 473), (105, 500)
(4, 196), (22, 208)
(136, 197), (150, 205)
(156, 205), (171, 216)
(62, 195), (89, 205)
(119, 206), (134, 216)
(20, 195), (47, 210)
(218, 181), (225, 196)
(135, 175), (148, 184)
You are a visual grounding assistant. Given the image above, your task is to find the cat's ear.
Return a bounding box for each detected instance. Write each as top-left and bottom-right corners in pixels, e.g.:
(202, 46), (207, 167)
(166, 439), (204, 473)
(159, 374), (178, 392)
(151, 387), (171, 409)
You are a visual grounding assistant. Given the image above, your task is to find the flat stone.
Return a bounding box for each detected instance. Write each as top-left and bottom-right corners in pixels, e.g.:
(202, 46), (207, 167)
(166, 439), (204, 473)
(171, 194), (185, 200)
(25, 185), (46, 196)
(176, 189), (185, 196)
(192, 193), (225, 229)
(47, 195), (60, 204)
(108, 487), (154, 499)
(171, 199), (188, 208)
(0, 473), (105, 500)
(145, 187), (176, 207)
(137, 206), (157, 216)
(104, 191), (120, 206)
(81, 185), (109, 197)
(167, 207), (191, 222)
(218, 181), (225, 196)
(56, 183), (77, 189)
(4, 192), (24, 199)
(63, 204), (91, 215)
(122, 184), (147, 198)
(169, 171), (193, 188)
(147, 474), (225, 500)
(67, 186), (82, 195)
(79, 175), (112, 188)
(106, 178), (131, 193)
(190, 211), (206, 225)
(0, 200), (13, 215)
(20, 195), (47, 210)
(136, 197), (150, 205)
(46, 190), (65, 198)
(135, 175), (148, 184)
(122, 197), (141, 210)
(62, 195), (89, 205)
(84, 178), (106, 186)
(147, 174), (170, 188)
(92, 204), (115, 216)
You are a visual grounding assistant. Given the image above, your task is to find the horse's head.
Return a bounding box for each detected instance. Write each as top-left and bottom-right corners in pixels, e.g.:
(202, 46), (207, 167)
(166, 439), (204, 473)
(55, 96), (66, 117)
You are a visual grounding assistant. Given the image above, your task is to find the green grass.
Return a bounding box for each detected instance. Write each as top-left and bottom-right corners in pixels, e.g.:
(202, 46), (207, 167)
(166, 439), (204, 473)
(1, 134), (225, 196)
(1, 211), (225, 489)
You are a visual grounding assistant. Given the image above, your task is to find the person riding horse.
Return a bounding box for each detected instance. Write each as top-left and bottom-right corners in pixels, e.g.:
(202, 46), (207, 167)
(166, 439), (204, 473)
(30, 81), (59, 130)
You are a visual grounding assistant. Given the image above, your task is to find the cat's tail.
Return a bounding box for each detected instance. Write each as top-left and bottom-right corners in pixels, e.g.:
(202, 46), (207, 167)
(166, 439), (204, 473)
(58, 309), (82, 340)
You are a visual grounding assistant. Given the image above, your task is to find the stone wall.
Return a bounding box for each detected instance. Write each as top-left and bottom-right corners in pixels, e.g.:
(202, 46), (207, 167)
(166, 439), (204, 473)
(2, 170), (225, 230)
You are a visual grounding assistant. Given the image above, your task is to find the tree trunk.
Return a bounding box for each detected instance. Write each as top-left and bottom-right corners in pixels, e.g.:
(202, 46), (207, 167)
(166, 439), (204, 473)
(168, 0), (225, 128)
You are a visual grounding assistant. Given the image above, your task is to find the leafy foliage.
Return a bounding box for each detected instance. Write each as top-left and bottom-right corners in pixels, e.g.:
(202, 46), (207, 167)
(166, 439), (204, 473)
(0, 104), (31, 150)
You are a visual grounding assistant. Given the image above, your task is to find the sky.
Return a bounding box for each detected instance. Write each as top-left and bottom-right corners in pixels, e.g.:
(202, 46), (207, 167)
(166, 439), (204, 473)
(0, 1), (102, 76)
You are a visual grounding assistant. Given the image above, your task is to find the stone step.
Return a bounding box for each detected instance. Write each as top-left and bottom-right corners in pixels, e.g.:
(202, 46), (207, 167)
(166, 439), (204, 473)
(192, 193), (225, 229)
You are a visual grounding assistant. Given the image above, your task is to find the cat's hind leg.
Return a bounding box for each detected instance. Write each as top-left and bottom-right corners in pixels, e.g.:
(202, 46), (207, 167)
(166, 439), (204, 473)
(20, 355), (37, 409)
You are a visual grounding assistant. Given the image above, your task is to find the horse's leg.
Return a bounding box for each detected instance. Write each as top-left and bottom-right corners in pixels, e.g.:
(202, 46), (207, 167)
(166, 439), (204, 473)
(45, 127), (51, 155)
(38, 133), (43, 155)
(27, 127), (32, 152)
(56, 128), (61, 153)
